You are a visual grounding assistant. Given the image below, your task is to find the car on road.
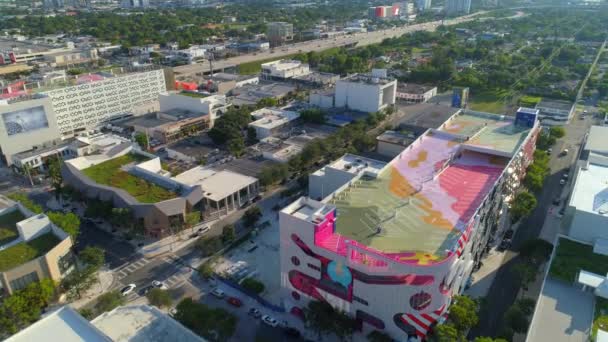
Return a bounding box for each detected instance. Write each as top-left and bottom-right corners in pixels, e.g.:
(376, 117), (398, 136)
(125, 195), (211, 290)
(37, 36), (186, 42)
(211, 288), (225, 298)
(262, 315), (279, 327)
(120, 284), (137, 296)
(560, 149), (569, 156)
(562, 173), (569, 179)
(248, 307), (262, 318)
(547, 148), (552, 155)
(152, 280), (168, 290)
(227, 297), (243, 307)
(560, 179), (567, 186)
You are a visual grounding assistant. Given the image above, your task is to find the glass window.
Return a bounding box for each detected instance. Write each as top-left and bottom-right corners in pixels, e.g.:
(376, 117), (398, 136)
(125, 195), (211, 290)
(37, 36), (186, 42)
(9, 272), (39, 291)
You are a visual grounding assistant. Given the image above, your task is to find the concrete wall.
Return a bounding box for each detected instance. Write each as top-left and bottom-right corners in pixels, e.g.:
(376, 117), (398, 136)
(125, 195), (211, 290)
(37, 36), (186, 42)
(335, 79), (396, 113)
(0, 97), (62, 165)
(376, 141), (406, 158)
(309, 93), (334, 109)
(568, 210), (608, 243)
(308, 167), (356, 201)
(16, 214), (52, 241)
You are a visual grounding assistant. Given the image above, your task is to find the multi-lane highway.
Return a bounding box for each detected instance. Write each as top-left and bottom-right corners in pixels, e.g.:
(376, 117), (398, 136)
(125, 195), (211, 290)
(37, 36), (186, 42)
(173, 11), (488, 78)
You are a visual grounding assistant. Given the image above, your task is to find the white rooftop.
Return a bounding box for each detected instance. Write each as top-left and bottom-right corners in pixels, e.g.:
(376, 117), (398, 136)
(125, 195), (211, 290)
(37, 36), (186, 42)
(173, 167), (257, 202)
(312, 153), (386, 177)
(91, 305), (204, 342)
(5, 306), (111, 342)
(249, 110), (300, 130)
(585, 125), (608, 155)
(261, 59), (305, 71)
(569, 161), (608, 215)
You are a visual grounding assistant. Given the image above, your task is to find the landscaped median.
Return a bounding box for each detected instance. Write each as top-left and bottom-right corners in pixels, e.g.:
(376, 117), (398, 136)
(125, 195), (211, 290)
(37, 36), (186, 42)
(82, 153), (178, 203)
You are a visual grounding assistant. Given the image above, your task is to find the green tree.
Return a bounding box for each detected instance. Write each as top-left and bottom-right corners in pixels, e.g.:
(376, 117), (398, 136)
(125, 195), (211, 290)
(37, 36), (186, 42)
(47, 211), (81, 241)
(110, 208), (133, 230)
(448, 295), (479, 332)
(241, 278), (265, 294)
(47, 156), (63, 199)
(504, 304), (529, 333)
(198, 261), (215, 279)
(367, 330), (393, 342)
(147, 288), (172, 308)
(549, 126), (565, 139)
(79, 246), (105, 269)
(221, 224), (236, 243)
(95, 291), (125, 314)
(173, 298), (237, 342)
(305, 301), (339, 340)
(300, 108), (326, 124)
(243, 206), (262, 227)
(0, 279), (56, 335)
(60, 267), (97, 300)
(512, 262), (537, 290)
(196, 236), (224, 256)
(227, 137), (245, 157)
(134, 132), (149, 150)
(79, 308), (95, 320)
(510, 191), (537, 222)
(185, 212), (201, 229)
(430, 323), (461, 342)
(246, 126), (258, 145)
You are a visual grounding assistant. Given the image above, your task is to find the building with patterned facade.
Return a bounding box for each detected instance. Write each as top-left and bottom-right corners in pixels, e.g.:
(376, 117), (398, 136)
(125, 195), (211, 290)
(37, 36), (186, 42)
(279, 108), (540, 340)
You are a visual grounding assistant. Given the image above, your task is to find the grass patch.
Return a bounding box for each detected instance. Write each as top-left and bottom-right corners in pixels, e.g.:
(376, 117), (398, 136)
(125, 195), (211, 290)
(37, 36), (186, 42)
(0, 232), (60, 271)
(469, 89), (509, 114)
(549, 238), (608, 283)
(237, 53), (299, 75)
(0, 210), (25, 246)
(179, 91), (209, 98)
(519, 95), (542, 107)
(82, 154), (178, 203)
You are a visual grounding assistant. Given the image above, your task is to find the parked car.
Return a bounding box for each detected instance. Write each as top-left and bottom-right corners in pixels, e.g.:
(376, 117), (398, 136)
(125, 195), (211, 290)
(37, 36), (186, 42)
(227, 297), (243, 307)
(262, 315), (279, 327)
(560, 179), (567, 186)
(547, 148), (553, 155)
(560, 149), (569, 156)
(248, 307), (262, 318)
(152, 280), (168, 290)
(211, 288), (225, 298)
(120, 284), (137, 296)
(562, 172), (569, 179)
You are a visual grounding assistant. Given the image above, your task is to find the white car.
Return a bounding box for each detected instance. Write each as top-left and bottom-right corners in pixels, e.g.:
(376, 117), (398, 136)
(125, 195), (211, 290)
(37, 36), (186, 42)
(211, 288), (225, 298)
(560, 179), (567, 185)
(152, 280), (168, 290)
(120, 284), (137, 296)
(262, 315), (279, 327)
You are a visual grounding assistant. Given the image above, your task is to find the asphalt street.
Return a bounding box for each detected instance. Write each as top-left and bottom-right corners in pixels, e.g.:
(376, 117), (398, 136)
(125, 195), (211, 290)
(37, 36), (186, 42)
(470, 110), (599, 338)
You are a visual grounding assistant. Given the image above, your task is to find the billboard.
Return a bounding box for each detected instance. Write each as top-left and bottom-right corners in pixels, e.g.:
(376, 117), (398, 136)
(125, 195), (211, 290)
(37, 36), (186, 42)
(2, 106), (49, 136)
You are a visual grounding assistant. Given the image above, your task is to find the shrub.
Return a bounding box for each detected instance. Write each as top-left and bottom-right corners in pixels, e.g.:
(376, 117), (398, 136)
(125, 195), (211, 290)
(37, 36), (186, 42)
(241, 278), (265, 294)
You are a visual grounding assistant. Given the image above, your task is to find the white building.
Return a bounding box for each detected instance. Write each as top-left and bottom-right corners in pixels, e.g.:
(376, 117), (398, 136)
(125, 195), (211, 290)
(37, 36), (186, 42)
(334, 74), (397, 113)
(261, 60), (310, 80)
(396, 83), (437, 103)
(309, 88), (335, 109)
(248, 108), (300, 139)
(176, 46), (207, 63)
(159, 93), (230, 122)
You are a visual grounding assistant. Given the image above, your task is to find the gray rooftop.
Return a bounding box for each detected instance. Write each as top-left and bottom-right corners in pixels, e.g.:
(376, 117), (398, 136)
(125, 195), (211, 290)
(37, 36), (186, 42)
(526, 278), (594, 342)
(397, 103), (461, 134)
(397, 83), (436, 94)
(536, 98), (575, 111)
(584, 125), (608, 156)
(376, 130), (415, 146)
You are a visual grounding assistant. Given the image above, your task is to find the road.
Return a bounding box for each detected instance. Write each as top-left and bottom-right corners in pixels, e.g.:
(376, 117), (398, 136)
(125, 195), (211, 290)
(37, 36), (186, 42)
(173, 11), (488, 77)
(469, 110), (599, 338)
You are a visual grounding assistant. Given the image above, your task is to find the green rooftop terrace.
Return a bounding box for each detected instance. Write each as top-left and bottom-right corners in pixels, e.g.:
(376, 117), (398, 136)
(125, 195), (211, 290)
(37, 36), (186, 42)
(0, 232), (61, 272)
(0, 210), (26, 246)
(82, 153), (178, 203)
(549, 238), (608, 283)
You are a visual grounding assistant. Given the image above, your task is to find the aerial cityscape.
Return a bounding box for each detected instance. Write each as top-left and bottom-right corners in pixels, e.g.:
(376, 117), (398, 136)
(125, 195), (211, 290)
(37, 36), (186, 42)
(0, 0), (607, 341)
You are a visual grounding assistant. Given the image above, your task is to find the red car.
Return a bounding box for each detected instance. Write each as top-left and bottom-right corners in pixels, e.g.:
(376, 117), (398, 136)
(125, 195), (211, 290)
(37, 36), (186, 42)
(227, 297), (243, 307)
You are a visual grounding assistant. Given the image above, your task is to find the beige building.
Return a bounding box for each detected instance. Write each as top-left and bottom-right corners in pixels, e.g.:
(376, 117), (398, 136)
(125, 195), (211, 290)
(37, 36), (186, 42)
(0, 197), (74, 295)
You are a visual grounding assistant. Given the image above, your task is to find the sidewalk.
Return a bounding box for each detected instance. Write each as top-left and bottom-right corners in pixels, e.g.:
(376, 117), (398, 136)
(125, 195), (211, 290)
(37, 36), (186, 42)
(69, 269), (116, 310)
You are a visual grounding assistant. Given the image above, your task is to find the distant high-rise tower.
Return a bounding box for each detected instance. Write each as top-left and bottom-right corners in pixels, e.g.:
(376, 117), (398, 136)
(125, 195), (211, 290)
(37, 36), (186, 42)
(44, 0), (65, 9)
(267, 22), (294, 48)
(446, 0), (471, 15)
(415, 0), (431, 11)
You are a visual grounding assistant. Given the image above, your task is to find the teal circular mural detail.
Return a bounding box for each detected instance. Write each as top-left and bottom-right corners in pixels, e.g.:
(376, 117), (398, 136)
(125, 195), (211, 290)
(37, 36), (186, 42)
(327, 261), (352, 287)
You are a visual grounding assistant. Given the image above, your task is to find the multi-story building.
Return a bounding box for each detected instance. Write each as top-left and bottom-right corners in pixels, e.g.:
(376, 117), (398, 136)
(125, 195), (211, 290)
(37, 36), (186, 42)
(396, 84), (437, 104)
(416, 0), (432, 11)
(334, 74), (397, 113)
(0, 196), (74, 295)
(279, 108), (540, 340)
(267, 22), (294, 47)
(120, 0), (149, 8)
(248, 107), (300, 139)
(261, 60), (310, 80)
(446, 0), (471, 15)
(0, 68), (169, 166)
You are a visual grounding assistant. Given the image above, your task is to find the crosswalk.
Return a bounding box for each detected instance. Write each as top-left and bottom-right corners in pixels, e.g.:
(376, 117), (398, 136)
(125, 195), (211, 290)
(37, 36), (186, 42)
(116, 257), (151, 280)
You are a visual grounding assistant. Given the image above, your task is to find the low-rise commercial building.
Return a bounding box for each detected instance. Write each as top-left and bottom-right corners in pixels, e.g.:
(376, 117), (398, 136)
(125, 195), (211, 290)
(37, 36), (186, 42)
(267, 22), (294, 47)
(0, 198), (74, 295)
(122, 109), (212, 145)
(535, 98), (575, 125)
(203, 73), (259, 94)
(159, 92), (230, 120)
(396, 83), (437, 103)
(248, 107), (300, 139)
(230, 82), (296, 108)
(280, 109), (540, 341)
(261, 60), (310, 80)
(6, 305), (205, 342)
(335, 74), (397, 113)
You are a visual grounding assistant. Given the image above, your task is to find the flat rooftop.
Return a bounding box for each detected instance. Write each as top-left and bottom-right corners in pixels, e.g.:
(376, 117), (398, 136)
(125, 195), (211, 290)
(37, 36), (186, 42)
(569, 161), (608, 215)
(442, 111), (531, 155)
(397, 83), (436, 94)
(340, 73), (394, 85)
(92, 305), (204, 342)
(376, 130), (415, 146)
(584, 125), (608, 155)
(536, 98), (575, 111)
(397, 103), (461, 134)
(526, 278), (594, 342)
(173, 167), (257, 202)
(327, 131), (508, 256)
(5, 306), (111, 342)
